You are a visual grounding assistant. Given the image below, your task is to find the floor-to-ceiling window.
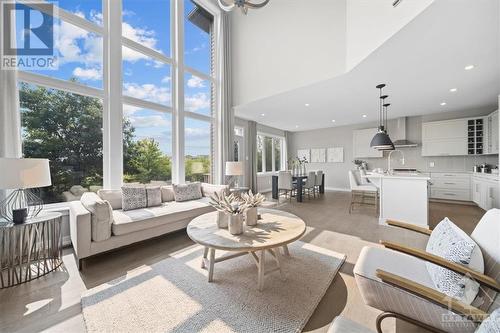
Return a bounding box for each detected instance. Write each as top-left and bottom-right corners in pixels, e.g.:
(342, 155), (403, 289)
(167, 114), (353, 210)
(14, 0), (219, 202)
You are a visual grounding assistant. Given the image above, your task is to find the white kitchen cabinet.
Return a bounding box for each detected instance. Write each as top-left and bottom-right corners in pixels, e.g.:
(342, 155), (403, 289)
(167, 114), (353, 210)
(472, 178), (483, 206)
(429, 172), (471, 201)
(422, 119), (467, 156)
(487, 110), (499, 154)
(353, 128), (383, 158)
(471, 174), (500, 210)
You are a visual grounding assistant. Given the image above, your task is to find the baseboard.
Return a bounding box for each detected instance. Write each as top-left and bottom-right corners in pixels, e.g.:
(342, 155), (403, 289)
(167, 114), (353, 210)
(325, 187), (350, 192)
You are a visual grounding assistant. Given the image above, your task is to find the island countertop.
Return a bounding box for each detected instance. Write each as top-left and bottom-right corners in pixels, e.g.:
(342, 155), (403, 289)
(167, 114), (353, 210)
(363, 172), (430, 181)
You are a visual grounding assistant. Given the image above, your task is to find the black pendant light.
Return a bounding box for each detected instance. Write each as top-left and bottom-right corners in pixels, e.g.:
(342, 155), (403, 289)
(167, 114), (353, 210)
(370, 84), (394, 150)
(378, 102), (395, 151)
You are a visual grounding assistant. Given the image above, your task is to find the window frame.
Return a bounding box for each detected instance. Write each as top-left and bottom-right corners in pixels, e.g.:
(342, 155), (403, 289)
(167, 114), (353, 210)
(257, 132), (285, 175)
(15, 0), (222, 191)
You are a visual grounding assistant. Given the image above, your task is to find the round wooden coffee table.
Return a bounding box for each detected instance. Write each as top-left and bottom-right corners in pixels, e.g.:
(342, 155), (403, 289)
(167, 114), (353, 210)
(187, 208), (306, 291)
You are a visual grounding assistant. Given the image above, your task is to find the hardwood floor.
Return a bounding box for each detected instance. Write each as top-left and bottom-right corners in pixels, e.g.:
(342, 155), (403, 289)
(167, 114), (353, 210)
(0, 191), (486, 333)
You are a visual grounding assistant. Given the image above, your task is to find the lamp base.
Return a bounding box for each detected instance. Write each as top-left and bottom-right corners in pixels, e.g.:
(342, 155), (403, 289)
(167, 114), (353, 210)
(0, 189), (43, 222)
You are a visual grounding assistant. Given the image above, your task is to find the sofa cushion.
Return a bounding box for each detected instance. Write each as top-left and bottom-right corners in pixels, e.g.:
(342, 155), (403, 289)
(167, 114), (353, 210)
(173, 183), (202, 202)
(80, 192), (113, 242)
(112, 197), (213, 236)
(160, 185), (175, 202)
(98, 189), (123, 210)
(146, 186), (162, 207)
(426, 217), (483, 305)
(122, 186), (147, 211)
(201, 183), (229, 197)
(70, 185), (88, 196)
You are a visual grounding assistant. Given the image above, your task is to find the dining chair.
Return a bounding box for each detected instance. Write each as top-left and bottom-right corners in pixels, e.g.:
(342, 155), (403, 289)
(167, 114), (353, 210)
(314, 170), (323, 195)
(348, 170), (378, 215)
(303, 171), (317, 199)
(277, 171), (294, 203)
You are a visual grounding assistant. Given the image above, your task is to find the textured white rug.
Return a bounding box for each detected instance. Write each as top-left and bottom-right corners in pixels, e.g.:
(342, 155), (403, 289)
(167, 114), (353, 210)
(81, 241), (345, 333)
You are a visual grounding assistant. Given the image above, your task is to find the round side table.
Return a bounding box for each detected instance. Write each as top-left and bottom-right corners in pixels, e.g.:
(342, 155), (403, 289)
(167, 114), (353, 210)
(0, 212), (63, 288)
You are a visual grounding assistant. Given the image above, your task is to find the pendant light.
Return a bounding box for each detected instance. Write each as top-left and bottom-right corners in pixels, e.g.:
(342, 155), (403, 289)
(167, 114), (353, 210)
(370, 84), (394, 150)
(378, 102), (395, 151)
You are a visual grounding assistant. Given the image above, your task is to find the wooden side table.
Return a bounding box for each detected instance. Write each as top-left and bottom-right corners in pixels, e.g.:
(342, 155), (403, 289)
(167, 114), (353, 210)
(0, 212), (63, 288)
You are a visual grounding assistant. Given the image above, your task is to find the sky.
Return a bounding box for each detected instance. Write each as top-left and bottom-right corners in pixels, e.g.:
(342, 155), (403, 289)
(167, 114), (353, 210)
(16, 0), (211, 157)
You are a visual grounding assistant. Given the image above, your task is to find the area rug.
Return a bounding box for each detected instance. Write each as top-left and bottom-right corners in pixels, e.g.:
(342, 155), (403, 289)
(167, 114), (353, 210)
(81, 241), (346, 333)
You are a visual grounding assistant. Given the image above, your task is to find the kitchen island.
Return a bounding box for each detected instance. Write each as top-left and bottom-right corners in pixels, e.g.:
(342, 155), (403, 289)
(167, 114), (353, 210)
(363, 172), (430, 227)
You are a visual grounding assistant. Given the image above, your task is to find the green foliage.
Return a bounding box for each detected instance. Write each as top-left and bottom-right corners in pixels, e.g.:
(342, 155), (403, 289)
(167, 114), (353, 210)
(185, 155), (211, 182)
(124, 138), (172, 183)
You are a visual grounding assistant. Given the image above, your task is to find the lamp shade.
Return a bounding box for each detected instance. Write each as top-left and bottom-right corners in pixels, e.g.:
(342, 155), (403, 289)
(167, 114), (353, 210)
(0, 158), (51, 189)
(225, 161), (244, 176)
(370, 129), (394, 151)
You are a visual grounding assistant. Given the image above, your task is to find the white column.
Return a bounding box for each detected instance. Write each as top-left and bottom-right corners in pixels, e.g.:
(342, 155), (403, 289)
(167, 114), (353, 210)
(103, 0), (123, 189)
(171, 0), (185, 183)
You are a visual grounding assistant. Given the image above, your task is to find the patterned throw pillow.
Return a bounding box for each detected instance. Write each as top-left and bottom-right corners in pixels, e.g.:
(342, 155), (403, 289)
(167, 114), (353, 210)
(425, 218), (481, 304)
(146, 187), (162, 207)
(476, 308), (500, 333)
(173, 183), (202, 202)
(121, 186), (147, 211)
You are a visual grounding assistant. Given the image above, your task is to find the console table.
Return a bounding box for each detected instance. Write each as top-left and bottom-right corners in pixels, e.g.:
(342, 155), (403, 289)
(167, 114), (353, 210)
(0, 212), (63, 288)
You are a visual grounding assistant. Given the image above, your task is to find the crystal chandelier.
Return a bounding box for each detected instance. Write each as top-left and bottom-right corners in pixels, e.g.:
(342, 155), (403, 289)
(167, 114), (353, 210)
(217, 0), (270, 14)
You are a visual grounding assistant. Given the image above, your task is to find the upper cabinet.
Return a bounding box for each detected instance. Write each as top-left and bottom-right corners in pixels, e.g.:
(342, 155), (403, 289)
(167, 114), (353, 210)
(422, 111), (499, 156)
(422, 119), (467, 156)
(353, 128), (383, 158)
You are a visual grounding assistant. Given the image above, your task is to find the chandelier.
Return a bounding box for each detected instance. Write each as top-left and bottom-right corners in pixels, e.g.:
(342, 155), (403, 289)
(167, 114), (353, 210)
(217, 0), (270, 14)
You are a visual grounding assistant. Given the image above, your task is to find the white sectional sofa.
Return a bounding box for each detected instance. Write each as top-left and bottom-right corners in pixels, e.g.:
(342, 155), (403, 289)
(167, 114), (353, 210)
(69, 183), (228, 269)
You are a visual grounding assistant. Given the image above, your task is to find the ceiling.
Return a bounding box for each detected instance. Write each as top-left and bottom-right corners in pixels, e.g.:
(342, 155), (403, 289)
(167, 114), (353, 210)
(234, 0), (500, 132)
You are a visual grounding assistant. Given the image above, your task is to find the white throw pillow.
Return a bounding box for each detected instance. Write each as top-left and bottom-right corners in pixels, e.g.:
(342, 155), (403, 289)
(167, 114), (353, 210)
(146, 186), (162, 207)
(121, 186), (147, 211)
(173, 183), (202, 202)
(81, 192), (113, 242)
(97, 189), (122, 210)
(476, 308), (500, 333)
(426, 217), (484, 305)
(160, 185), (175, 202)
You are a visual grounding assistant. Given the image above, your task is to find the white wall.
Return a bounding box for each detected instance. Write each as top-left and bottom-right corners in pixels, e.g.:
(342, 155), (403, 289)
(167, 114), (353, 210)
(346, 0), (434, 70)
(288, 107), (499, 190)
(230, 0), (347, 107)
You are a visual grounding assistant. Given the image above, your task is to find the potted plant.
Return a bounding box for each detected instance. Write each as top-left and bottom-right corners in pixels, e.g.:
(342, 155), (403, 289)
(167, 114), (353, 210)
(210, 192), (247, 235)
(241, 190), (265, 226)
(209, 192), (234, 228)
(353, 159), (365, 170)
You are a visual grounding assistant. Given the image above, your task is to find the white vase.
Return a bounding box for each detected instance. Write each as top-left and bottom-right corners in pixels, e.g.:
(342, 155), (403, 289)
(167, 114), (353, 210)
(245, 207), (258, 226)
(228, 214), (244, 235)
(216, 211), (228, 228)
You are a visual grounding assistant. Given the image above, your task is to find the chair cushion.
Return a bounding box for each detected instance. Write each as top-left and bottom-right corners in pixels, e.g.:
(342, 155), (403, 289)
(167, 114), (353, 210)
(327, 317), (373, 333)
(354, 246), (436, 290)
(145, 186), (162, 207)
(80, 192), (113, 242)
(98, 189), (123, 210)
(121, 186), (147, 211)
(476, 308), (500, 333)
(112, 197), (213, 236)
(426, 217), (483, 305)
(173, 183), (202, 202)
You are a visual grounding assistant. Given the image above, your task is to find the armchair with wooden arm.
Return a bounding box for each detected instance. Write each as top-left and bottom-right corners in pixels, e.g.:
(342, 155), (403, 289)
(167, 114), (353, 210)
(353, 209), (500, 333)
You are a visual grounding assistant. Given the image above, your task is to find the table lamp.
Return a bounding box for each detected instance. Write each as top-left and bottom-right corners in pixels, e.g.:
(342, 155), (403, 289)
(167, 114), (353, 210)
(0, 158), (52, 223)
(225, 161), (244, 188)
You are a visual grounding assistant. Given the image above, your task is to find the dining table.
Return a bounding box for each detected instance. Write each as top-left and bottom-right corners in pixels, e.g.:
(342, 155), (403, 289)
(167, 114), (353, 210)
(271, 173), (325, 202)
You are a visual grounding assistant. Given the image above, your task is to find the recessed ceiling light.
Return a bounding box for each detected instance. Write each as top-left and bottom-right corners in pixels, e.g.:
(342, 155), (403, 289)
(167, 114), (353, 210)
(260, 113), (265, 116)
(295, 125), (299, 128)
(440, 102), (447, 106)
(464, 65), (475, 70)
(449, 88), (457, 92)
(362, 115), (367, 118)
(305, 103), (310, 107)
(331, 119), (336, 123)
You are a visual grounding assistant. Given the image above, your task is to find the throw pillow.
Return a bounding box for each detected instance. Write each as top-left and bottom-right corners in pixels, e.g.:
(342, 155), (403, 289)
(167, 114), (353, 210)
(80, 192), (113, 242)
(173, 182), (202, 202)
(97, 189), (123, 210)
(160, 185), (175, 202)
(146, 186), (162, 207)
(121, 186), (147, 211)
(476, 308), (500, 333)
(426, 217), (483, 304)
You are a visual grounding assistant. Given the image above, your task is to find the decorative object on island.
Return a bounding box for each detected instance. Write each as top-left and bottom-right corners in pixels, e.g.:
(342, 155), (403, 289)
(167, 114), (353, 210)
(209, 191), (247, 234)
(370, 84), (395, 151)
(241, 190), (265, 226)
(0, 158), (51, 223)
(225, 161), (244, 188)
(353, 159), (367, 170)
(217, 0), (269, 14)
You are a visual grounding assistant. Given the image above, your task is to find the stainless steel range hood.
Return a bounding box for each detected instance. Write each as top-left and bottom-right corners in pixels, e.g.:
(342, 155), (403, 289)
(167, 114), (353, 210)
(392, 117), (418, 148)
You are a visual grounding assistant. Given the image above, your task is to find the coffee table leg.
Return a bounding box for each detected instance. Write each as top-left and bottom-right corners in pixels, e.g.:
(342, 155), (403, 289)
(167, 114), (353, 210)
(282, 245), (290, 257)
(208, 248), (215, 282)
(201, 247), (209, 269)
(272, 249), (286, 281)
(258, 250), (266, 291)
